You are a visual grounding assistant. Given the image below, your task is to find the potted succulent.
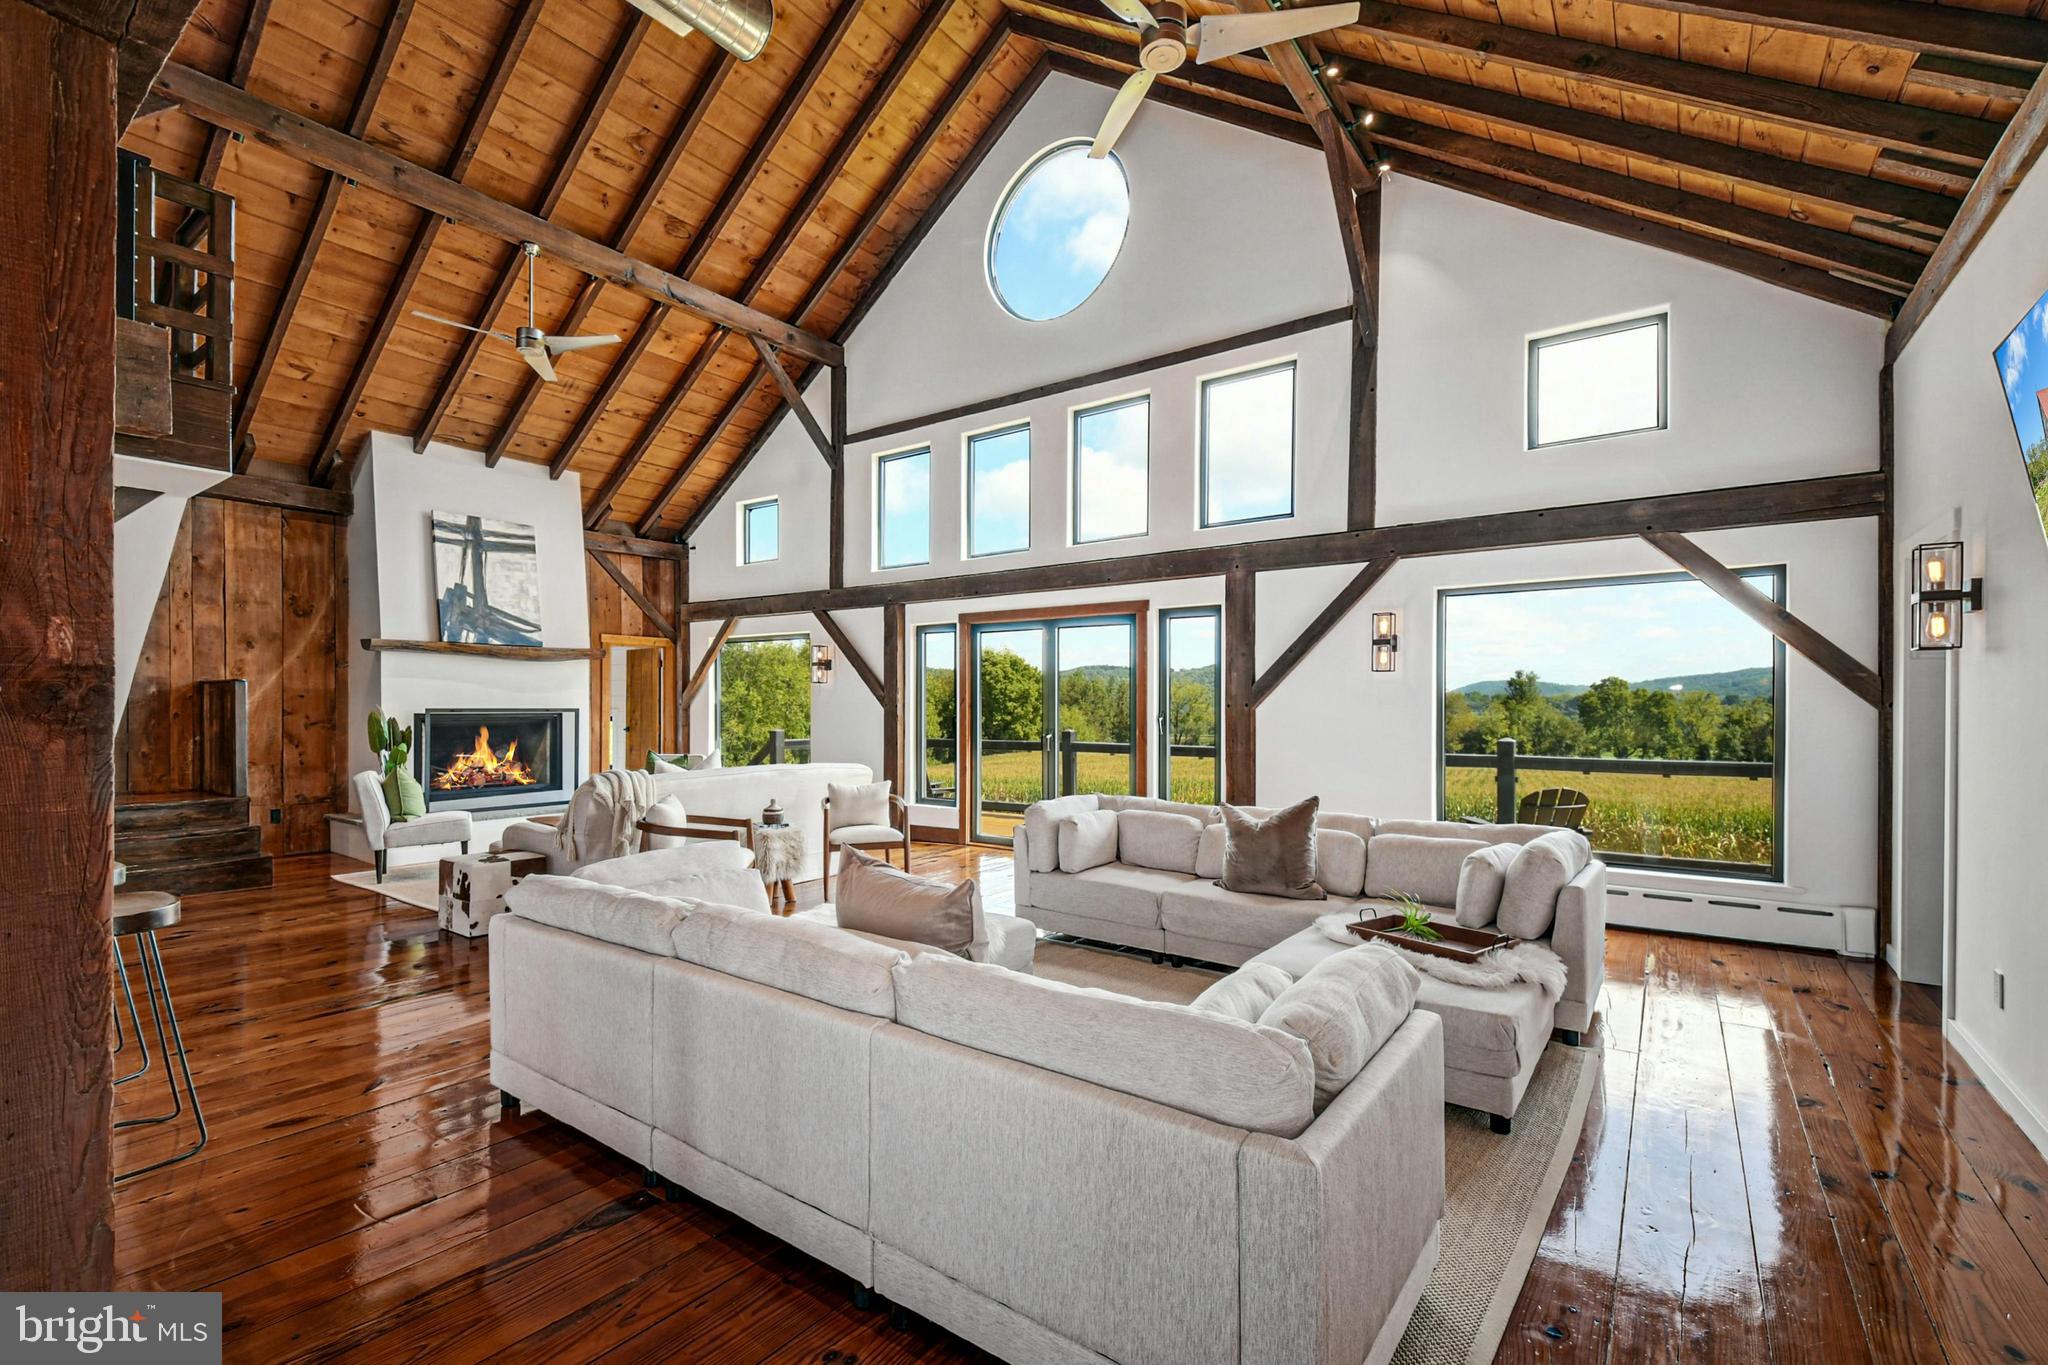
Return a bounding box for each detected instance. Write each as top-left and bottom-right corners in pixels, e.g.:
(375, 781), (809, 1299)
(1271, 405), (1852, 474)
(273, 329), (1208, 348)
(367, 708), (425, 822)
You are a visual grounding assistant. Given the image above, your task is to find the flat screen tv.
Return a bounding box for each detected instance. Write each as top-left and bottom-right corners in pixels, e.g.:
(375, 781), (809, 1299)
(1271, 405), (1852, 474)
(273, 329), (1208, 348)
(431, 511), (542, 646)
(1995, 287), (2048, 545)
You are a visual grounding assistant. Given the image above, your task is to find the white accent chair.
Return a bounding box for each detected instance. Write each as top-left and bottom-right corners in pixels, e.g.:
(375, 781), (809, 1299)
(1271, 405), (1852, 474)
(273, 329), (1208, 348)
(352, 770), (473, 881)
(820, 789), (911, 901)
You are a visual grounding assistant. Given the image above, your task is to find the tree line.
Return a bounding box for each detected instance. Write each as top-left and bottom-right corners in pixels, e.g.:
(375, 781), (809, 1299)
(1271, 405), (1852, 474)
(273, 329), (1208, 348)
(1444, 670), (1774, 762)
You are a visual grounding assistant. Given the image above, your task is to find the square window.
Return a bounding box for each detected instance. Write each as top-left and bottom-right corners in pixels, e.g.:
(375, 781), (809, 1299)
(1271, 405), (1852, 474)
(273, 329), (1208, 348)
(1200, 362), (1294, 528)
(1073, 396), (1149, 544)
(741, 498), (779, 564)
(876, 448), (931, 569)
(968, 424), (1031, 557)
(1529, 314), (1667, 448)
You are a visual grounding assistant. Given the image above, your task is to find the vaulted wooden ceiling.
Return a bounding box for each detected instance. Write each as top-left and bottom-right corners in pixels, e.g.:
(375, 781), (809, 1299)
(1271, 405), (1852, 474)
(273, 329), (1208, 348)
(126, 0), (2046, 539)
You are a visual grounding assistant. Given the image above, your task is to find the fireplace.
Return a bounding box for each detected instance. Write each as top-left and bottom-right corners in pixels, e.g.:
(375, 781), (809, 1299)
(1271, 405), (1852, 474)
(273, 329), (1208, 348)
(414, 709), (577, 812)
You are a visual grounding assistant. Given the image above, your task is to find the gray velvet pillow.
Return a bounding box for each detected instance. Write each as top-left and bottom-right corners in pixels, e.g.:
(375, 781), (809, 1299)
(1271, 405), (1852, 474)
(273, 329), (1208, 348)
(1219, 797), (1327, 901)
(833, 847), (984, 957)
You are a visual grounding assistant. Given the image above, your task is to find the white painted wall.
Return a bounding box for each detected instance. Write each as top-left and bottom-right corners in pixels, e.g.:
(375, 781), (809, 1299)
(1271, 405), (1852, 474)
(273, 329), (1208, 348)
(1893, 155), (2048, 1155)
(112, 454), (228, 718)
(1377, 176), (1885, 523)
(345, 432), (593, 794)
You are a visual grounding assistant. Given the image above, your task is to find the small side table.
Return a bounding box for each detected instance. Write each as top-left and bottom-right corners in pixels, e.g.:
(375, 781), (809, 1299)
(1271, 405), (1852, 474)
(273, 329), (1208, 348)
(438, 849), (548, 938)
(751, 822), (805, 914)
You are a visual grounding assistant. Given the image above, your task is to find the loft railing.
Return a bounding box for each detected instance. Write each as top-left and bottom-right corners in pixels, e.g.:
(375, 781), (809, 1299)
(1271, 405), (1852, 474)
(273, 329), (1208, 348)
(747, 729), (813, 765)
(117, 152), (236, 468)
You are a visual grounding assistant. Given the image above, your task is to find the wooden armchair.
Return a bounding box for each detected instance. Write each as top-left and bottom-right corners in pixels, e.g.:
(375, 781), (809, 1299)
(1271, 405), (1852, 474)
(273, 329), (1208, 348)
(635, 812), (755, 854)
(1517, 787), (1590, 831)
(820, 792), (911, 901)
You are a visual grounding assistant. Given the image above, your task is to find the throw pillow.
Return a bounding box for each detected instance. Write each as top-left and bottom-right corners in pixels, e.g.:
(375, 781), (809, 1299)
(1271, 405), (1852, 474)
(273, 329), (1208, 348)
(1259, 946), (1419, 1109)
(1057, 809), (1120, 873)
(1191, 962), (1295, 1023)
(1454, 843), (1521, 928)
(1314, 828), (1369, 898)
(829, 780), (892, 830)
(1497, 829), (1591, 940)
(641, 795), (689, 850)
(1220, 797), (1326, 901)
(1195, 821), (1227, 880)
(834, 846), (984, 957)
(1118, 810), (1204, 874)
(648, 752), (684, 773)
(1363, 832), (1487, 908)
(383, 768), (426, 822)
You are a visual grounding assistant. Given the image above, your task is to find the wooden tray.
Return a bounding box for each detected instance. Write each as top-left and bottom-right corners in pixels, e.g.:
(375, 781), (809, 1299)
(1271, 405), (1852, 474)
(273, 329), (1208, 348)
(1346, 913), (1518, 964)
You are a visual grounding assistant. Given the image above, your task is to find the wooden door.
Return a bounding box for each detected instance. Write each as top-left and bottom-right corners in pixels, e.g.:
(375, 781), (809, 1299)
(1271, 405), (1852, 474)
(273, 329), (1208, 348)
(625, 647), (663, 770)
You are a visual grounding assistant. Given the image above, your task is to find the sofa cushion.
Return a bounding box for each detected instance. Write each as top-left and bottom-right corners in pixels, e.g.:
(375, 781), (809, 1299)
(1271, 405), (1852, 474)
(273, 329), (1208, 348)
(1058, 809), (1121, 873)
(1416, 975), (1554, 1080)
(672, 905), (906, 1016)
(1364, 833), (1488, 908)
(577, 842), (753, 887)
(1022, 794), (1103, 873)
(1118, 810), (1204, 874)
(1259, 946), (1418, 1109)
(1498, 830), (1591, 940)
(1195, 822), (1226, 880)
(1454, 844), (1519, 928)
(1032, 865), (1191, 930)
(1378, 818), (1554, 844)
(505, 875), (694, 956)
(1315, 829), (1368, 898)
(835, 846), (984, 957)
(892, 952), (1315, 1137)
(1100, 794), (1221, 824)
(828, 780), (893, 829)
(1220, 797), (1327, 901)
(1190, 961), (1294, 1023)
(1159, 880), (1330, 951)
(635, 871), (770, 912)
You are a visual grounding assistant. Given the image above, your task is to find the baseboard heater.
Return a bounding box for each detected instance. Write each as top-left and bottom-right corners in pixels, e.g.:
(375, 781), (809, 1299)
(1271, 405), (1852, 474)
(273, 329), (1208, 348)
(1602, 883), (1876, 957)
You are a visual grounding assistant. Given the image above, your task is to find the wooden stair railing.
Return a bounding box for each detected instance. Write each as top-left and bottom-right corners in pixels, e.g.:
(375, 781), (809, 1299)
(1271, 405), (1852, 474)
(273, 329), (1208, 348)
(116, 151), (235, 469)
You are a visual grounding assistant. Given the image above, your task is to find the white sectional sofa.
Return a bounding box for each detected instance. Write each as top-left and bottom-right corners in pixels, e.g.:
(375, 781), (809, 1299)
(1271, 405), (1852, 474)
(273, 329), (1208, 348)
(1012, 795), (1606, 1132)
(490, 874), (1446, 1365)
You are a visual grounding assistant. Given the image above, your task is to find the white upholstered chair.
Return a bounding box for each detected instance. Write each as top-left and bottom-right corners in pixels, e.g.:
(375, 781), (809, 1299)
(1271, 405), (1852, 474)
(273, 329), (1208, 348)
(820, 786), (910, 900)
(352, 770), (473, 881)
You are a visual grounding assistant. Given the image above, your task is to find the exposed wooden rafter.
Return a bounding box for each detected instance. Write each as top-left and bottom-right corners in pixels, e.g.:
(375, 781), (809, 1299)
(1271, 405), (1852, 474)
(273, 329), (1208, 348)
(751, 337), (834, 468)
(1251, 556), (1400, 705)
(1609, 0), (2048, 66)
(682, 618), (742, 709)
(1230, 0), (1374, 189)
(812, 610), (884, 702)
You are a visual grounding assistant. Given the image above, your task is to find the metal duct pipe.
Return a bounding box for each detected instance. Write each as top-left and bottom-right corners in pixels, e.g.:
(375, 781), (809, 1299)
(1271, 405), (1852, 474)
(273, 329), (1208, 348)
(627, 0), (774, 61)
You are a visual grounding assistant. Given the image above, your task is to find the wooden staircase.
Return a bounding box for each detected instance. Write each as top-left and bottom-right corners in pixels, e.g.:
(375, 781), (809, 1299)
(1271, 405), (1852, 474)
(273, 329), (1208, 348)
(116, 793), (273, 893)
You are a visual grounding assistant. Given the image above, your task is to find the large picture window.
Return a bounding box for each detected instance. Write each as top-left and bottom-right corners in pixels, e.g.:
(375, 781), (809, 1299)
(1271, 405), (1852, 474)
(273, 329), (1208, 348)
(1439, 569), (1784, 879)
(1528, 313), (1667, 448)
(968, 424), (1031, 557)
(716, 634), (811, 765)
(917, 625), (958, 805)
(876, 447), (931, 570)
(1200, 361), (1295, 528)
(1073, 395), (1149, 544)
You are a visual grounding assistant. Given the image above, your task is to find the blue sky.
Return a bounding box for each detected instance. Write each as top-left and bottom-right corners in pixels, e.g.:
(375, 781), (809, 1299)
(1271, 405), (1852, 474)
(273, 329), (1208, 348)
(1445, 574), (1777, 690)
(1075, 399), (1149, 541)
(1204, 366), (1294, 523)
(970, 426), (1032, 555)
(989, 144), (1129, 321)
(1997, 288), (2048, 455)
(879, 449), (930, 567)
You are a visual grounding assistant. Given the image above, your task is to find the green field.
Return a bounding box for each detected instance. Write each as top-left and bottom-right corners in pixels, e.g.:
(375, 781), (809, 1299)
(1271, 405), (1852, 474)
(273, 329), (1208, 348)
(924, 751), (1219, 809)
(1444, 768), (1774, 867)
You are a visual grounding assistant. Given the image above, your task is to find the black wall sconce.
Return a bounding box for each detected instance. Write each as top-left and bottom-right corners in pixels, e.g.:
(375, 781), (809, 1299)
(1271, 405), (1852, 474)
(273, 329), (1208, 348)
(1911, 541), (1983, 651)
(811, 643), (835, 685)
(1370, 611), (1399, 672)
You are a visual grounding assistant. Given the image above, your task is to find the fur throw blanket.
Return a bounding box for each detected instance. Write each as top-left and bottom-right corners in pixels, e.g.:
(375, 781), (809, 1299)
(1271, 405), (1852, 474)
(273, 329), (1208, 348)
(1314, 913), (1569, 998)
(560, 769), (660, 866)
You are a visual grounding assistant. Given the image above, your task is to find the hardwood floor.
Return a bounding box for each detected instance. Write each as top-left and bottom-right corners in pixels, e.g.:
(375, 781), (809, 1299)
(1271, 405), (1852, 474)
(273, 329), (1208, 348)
(113, 848), (2048, 1363)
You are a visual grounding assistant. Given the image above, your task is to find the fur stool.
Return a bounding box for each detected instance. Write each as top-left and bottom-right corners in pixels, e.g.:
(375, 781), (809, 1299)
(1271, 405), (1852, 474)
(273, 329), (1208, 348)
(752, 823), (805, 912)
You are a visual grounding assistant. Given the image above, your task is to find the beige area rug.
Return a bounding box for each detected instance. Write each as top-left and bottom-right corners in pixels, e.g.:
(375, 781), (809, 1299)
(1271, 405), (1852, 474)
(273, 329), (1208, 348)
(331, 865), (439, 912)
(1035, 938), (1598, 1365)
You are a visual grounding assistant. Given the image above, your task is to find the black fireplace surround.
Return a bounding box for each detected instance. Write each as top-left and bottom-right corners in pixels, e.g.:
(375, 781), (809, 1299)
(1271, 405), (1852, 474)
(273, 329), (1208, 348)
(414, 709), (578, 813)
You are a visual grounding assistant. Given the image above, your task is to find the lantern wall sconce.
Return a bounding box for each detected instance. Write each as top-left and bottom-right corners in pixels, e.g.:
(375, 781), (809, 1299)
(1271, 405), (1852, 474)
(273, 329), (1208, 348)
(1370, 611), (1399, 672)
(1910, 541), (1983, 651)
(811, 643), (835, 684)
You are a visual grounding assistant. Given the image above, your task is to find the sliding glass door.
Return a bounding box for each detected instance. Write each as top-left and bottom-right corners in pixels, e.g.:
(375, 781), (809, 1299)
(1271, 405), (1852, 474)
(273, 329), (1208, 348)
(970, 613), (1138, 842)
(1158, 608), (1221, 805)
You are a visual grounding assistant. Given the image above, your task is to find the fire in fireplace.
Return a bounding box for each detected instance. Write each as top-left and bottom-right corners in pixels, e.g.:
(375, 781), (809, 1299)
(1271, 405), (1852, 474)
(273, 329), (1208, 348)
(414, 709), (577, 812)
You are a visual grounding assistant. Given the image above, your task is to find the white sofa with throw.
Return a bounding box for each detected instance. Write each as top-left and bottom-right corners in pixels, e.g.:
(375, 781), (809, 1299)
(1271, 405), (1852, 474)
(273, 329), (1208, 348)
(1012, 795), (1606, 1132)
(490, 874), (1445, 1365)
(351, 770), (472, 880)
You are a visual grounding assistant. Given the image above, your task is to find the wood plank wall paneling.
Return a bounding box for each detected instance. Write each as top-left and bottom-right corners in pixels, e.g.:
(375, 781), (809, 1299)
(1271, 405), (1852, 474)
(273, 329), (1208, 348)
(117, 499), (349, 857)
(0, 0), (117, 1291)
(585, 552), (683, 770)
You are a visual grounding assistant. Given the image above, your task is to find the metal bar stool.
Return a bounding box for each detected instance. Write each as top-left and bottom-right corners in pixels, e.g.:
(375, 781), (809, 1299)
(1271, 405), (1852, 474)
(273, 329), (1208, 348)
(111, 892), (207, 1181)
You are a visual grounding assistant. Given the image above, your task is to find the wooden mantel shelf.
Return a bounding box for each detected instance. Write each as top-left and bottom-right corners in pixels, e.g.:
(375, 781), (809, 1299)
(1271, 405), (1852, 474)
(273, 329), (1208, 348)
(359, 638), (594, 661)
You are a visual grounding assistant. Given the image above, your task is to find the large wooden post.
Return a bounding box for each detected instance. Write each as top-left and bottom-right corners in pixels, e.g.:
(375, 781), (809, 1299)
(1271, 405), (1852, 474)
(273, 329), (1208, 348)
(883, 604), (904, 800)
(0, 0), (119, 1289)
(1224, 569), (1257, 805)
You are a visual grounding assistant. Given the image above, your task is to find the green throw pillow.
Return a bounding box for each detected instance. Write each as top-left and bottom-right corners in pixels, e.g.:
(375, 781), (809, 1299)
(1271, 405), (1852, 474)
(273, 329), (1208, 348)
(383, 768), (426, 822)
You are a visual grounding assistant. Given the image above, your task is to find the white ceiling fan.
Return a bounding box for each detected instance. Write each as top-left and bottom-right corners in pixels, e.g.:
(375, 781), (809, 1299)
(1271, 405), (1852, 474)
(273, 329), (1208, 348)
(1087, 0), (1362, 158)
(413, 242), (621, 383)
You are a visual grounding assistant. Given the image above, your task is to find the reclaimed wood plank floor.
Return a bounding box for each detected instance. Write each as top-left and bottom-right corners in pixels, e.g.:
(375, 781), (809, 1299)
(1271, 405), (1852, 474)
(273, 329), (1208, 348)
(113, 850), (2048, 1363)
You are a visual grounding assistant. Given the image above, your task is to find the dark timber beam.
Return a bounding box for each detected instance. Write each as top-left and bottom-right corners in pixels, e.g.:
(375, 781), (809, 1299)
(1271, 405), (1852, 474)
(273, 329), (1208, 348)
(1251, 557), (1399, 705)
(683, 618), (741, 708)
(1349, 189), (1379, 530)
(883, 605), (905, 796)
(230, 0), (412, 464)
(1232, 0), (1373, 188)
(830, 362), (847, 590)
(1225, 569), (1257, 805)
(587, 548), (677, 642)
(812, 610), (883, 703)
(310, 0), (544, 486)
(199, 473), (352, 517)
(585, 527), (690, 560)
(751, 337), (833, 467)
(152, 64), (843, 364)
(685, 470), (1885, 619)
(189, 0), (270, 193)
(1642, 531), (1881, 707)
(1887, 68), (2048, 362)
(1611, 0), (2048, 66)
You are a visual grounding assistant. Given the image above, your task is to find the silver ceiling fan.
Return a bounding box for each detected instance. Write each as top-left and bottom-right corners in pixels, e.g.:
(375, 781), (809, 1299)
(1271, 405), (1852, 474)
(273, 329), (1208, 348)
(1088, 0), (1361, 157)
(413, 242), (621, 384)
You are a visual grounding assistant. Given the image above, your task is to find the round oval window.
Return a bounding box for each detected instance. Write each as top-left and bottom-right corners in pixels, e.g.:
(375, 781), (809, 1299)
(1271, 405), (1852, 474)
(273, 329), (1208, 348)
(986, 140), (1131, 322)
